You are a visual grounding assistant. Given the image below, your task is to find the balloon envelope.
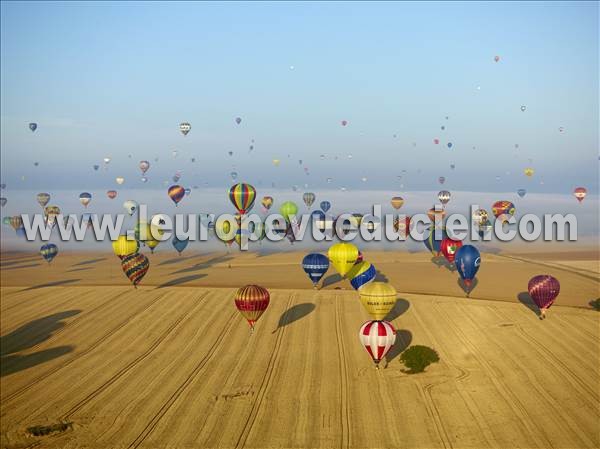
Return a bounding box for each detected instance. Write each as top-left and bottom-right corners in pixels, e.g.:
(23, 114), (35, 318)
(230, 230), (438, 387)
(229, 183), (256, 214)
(327, 243), (359, 277)
(359, 320), (396, 365)
(358, 282), (397, 320)
(320, 201), (331, 213)
(528, 275), (560, 310)
(168, 185), (185, 205)
(455, 245), (481, 290)
(302, 253), (330, 286)
(234, 285), (270, 329)
(40, 243), (58, 263)
(121, 253), (149, 287)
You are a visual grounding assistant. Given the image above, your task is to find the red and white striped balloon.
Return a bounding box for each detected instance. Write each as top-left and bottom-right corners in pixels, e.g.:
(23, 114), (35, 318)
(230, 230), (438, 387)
(359, 320), (396, 366)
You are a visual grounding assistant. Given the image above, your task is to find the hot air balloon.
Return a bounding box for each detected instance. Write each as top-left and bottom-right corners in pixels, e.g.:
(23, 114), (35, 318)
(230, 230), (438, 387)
(279, 201), (298, 223)
(40, 243), (58, 263)
(423, 227), (448, 256)
(216, 219), (235, 247)
(121, 253), (149, 287)
(234, 285), (270, 330)
(440, 237), (463, 263)
(123, 200), (138, 216)
(390, 196), (404, 210)
(229, 183), (256, 215)
(112, 235), (139, 259)
(517, 189), (527, 198)
(79, 192), (92, 208)
(228, 151), (233, 157)
(235, 117), (242, 125)
(116, 177), (125, 185)
(472, 209), (488, 226)
(303, 192), (316, 208)
(524, 168), (534, 177)
(433, 138), (439, 144)
(230, 171), (238, 181)
(172, 236), (189, 255)
(492, 201), (515, 223)
(393, 216), (411, 239)
(146, 239), (160, 253)
(438, 176), (446, 185)
(341, 120), (348, 126)
(261, 196), (273, 212)
(427, 206), (446, 224)
(44, 205), (61, 227)
(93, 165), (100, 171)
(359, 320), (396, 367)
(140, 176), (148, 183)
(328, 243), (359, 278)
(302, 253), (330, 288)
(29, 122), (37, 132)
(437, 191), (451, 207)
(447, 142), (453, 149)
(320, 201), (331, 213)
(359, 282), (397, 320)
(528, 275), (560, 319)
(0, 197), (6, 207)
(103, 157), (111, 166)
(272, 159), (280, 167)
(139, 160), (150, 174)
(179, 122), (191, 135)
(168, 185), (185, 206)
(37, 193), (50, 208)
(184, 188), (191, 196)
(455, 245), (481, 296)
(573, 187), (587, 203)
(494, 55), (500, 62)
(348, 261), (377, 290)
(520, 105), (526, 112)
(107, 190), (117, 199)
(9, 216), (23, 231)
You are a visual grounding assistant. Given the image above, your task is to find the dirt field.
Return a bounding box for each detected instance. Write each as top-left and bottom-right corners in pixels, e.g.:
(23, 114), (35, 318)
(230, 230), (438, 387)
(1, 250), (599, 448)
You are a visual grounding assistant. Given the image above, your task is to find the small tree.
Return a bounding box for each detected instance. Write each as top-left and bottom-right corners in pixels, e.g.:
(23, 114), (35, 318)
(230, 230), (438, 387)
(400, 345), (439, 374)
(590, 298), (600, 311)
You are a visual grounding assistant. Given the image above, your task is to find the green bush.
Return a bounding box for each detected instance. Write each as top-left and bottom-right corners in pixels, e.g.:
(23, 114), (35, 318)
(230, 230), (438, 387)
(400, 345), (439, 374)
(590, 298), (600, 311)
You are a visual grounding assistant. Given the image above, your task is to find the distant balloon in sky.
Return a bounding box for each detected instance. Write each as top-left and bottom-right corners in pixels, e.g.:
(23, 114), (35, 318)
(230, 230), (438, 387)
(433, 138), (439, 144)
(524, 167), (534, 177)
(36, 192), (51, 208)
(228, 151), (233, 157)
(303, 192), (316, 208)
(116, 177), (125, 185)
(494, 55), (500, 62)
(79, 192), (92, 208)
(229, 183), (256, 214)
(450, 164), (455, 170)
(438, 190), (451, 206)
(517, 189), (527, 198)
(29, 122), (37, 132)
(447, 142), (453, 149)
(573, 187), (587, 203)
(320, 201), (331, 213)
(107, 190), (117, 199)
(103, 157), (111, 165)
(390, 196), (404, 210)
(326, 177), (332, 183)
(441, 125), (445, 131)
(261, 196), (273, 211)
(0, 197), (6, 207)
(34, 162), (39, 167)
(235, 117), (242, 125)
(558, 126), (565, 133)
(361, 177), (367, 182)
(184, 188), (191, 196)
(320, 154), (326, 160)
(141, 176), (148, 183)
(168, 185), (185, 206)
(492, 201), (515, 222)
(341, 120), (348, 126)
(93, 165), (100, 171)
(520, 105), (526, 112)
(272, 159), (280, 167)
(230, 171), (238, 180)
(123, 200), (138, 216)
(179, 122), (191, 136)
(139, 160), (150, 174)
(438, 176), (446, 185)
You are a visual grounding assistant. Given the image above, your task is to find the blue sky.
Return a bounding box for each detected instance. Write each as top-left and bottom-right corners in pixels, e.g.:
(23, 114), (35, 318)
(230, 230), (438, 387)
(1, 1), (598, 194)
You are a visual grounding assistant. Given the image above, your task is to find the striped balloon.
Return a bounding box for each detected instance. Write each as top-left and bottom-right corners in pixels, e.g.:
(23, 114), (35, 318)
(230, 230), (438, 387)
(168, 185), (185, 206)
(359, 320), (396, 366)
(302, 192), (316, 208)
(348, 261), (377, 290)
(229, 183), (256, 215)
(302, 253), (329, 287)
(9, 216), (23, 231)
(121, 253), (149, 287)
(40, 243), (58, 263)
(234, 285), (270, 330)
(528, 275), (560, 311)
(390, 196), (404, 210)
(36, 192), (51, 208)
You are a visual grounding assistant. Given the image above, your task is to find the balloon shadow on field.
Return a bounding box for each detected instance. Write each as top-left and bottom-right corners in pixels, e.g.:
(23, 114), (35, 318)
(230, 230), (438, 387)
(157, 274), (206, 288)
(157, 254), (201, 266)
(2, 263), (42, 270)
(384, 298), (410, 321)
(518, 292), (541, 317)
(431, 256), (455, 272)
(170, 255), (233, 275)
(384, 330), (412, 367)
(272, 303), (316, 333)
(21, 279), (81, 291)
(72, 257), (107, 267)
(322, 274), (342, 288)
(374, 271), (389, 282)
(0, 310), (79, 377)
(457, 278), (478, 297)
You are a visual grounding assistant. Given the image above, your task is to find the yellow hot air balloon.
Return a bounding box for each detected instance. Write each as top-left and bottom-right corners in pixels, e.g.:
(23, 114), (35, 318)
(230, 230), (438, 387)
(146, 239), (160, 253)
(272, 159), (280, 167)
(112, 235), (139, 259)
(524, 167), (534, 177)
(359, 282), (397, 320)
(327, 243), (359, 277)
(390, 196), (404, 210)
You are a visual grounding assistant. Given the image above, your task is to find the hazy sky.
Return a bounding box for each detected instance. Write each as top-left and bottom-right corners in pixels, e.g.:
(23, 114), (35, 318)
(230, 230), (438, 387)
(1, 1), (598, 194)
